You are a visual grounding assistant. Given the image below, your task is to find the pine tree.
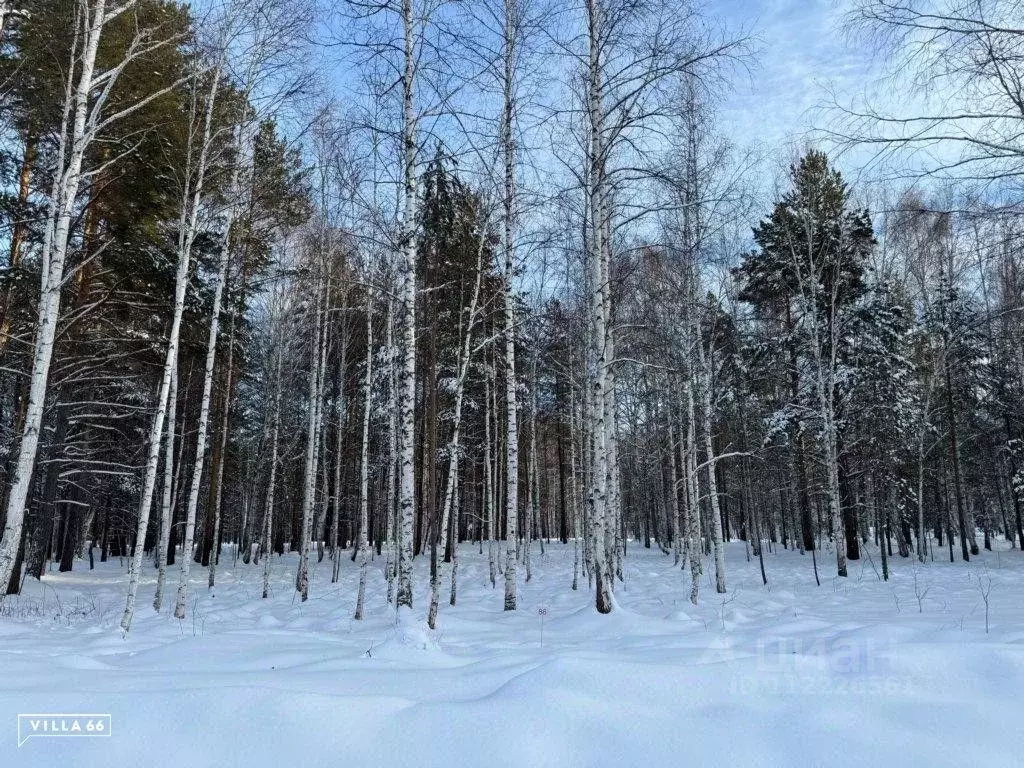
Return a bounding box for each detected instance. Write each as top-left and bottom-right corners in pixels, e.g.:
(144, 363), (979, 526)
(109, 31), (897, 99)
(736, 151), (874, 576)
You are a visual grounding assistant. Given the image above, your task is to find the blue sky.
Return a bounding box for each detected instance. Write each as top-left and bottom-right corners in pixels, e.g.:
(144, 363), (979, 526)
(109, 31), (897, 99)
(310, 0), (889, 172)
(715, 0), (874, 160)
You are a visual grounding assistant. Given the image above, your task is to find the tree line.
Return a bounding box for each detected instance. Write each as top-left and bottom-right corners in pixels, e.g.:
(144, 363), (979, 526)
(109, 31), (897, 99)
(0, 0), (1021, 630)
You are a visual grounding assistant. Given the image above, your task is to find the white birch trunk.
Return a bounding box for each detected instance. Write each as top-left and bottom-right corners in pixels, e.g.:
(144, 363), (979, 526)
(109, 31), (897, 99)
(569, 372), (581, 590)
(600, 208), (621, 582)
(449, 480), (459, 606)
(208, 312), (236, 589)
(395, 0), (418, 610)
(485, 365), (497, 588)
(585, 0), (613, 614)
(0, 0), (108, 593)
(685, 379), (701, 605)
(604, 298), (621, 583)
(384, 296), (398, 603)
(153, 363), (178, 611)
(354, 290), (374, 620)
(330, 291), (348, 582)
(501, 0), (520, 613)
(121, 63), (223, 630)
(916, 382), (933, 562)
(796, 232), (848, 578)
(296, 274), (328, 601)
(428, 243), (484, 629)
(524, 353), (540, 583)
(696, 328), (726, 593)
(668, 419), (681, 566)
(174, 130), (243, 619)
(262, 343), (284, 599)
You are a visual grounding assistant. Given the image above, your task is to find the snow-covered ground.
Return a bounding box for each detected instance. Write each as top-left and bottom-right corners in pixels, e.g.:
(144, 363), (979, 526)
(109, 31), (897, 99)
(0, 539), (1021, 767)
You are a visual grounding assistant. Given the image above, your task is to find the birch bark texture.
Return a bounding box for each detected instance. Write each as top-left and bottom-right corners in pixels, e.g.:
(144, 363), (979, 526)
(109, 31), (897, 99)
(394, 0), (419, 610)
(0, 0), (182, 596)
(123, 62), (225, 629)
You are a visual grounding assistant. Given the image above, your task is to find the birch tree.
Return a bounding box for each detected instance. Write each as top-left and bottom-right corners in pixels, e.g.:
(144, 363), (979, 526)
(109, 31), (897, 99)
(393, 0), (420, 610)
(0, 0), (187, 595)
(499, 0), (523, 612)
(427, 201), (489, 629)
(122, 54), (226, 629)
(172, 0), (312, 619)
(573, 0), (742, 612)
(342, 0), (460, 610)
(261, 319), (285, 599)
(174, 135), (243, 618)
(152, 362), (178, 611)
(296, 264), (328, 601)
(344, 0), (425, 610)
(354, 284), (375, 620)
